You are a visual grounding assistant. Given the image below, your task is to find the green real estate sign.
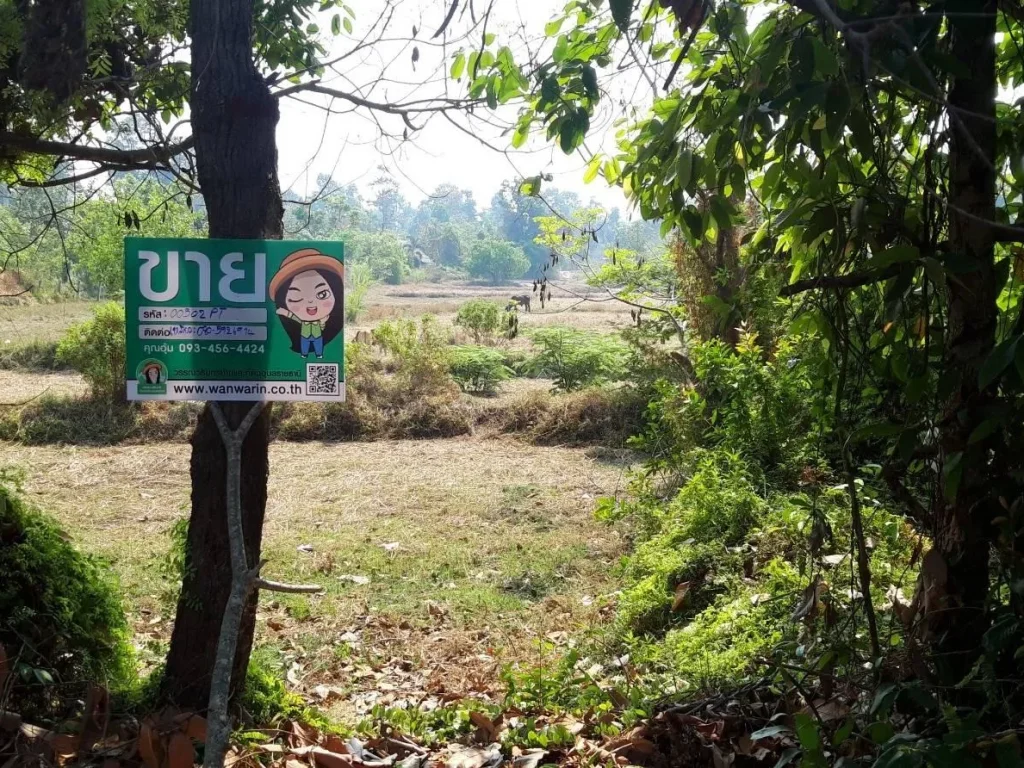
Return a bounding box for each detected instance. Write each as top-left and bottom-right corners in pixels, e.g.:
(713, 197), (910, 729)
(125, 238), (345, 402)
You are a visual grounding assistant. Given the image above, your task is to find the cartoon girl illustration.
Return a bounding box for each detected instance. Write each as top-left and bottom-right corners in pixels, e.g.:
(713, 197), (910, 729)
(269, 248), (345, 359)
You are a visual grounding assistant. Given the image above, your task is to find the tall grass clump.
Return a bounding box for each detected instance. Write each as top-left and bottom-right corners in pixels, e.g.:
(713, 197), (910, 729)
(345, 263), (374, 322)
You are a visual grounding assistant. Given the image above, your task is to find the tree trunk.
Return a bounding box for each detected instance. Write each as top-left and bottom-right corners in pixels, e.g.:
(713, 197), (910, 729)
(161, 0), (284, 711)
(922, 0), (997, 684)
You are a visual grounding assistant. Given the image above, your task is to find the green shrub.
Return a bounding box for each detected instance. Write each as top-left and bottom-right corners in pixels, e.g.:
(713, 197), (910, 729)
(0, 474), (134, 720)
(449, 345), (513, 394)
(525, 327), (628, 391)
(454, 299), (503, 342)
(371, 315), (454, 395)
(56, 302), (126, 401)
(636, 332), (820, 486)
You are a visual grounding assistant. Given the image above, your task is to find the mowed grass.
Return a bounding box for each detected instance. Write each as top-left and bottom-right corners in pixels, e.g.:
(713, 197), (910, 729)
(3, 436), (633, 718)
(0, 300), (97, 343)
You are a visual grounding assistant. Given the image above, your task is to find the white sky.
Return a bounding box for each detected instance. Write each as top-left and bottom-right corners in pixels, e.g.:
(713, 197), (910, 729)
(274, 0), (635, 213)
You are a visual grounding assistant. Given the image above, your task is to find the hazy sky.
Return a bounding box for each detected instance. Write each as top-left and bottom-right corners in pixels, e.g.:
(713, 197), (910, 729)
(274, 0), (636, 213)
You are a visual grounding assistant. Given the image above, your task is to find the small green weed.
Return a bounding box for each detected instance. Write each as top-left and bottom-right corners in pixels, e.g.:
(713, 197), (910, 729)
(525, 328), (628, 392)
(449, 345), (513, 394)
(455, 299), (504, 342)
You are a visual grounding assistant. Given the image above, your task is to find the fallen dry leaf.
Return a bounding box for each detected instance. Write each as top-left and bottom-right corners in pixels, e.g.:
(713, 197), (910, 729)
(671, 582), (691, 612)
(138, 722), (162, 768)
(167, 732), (195, 768)
(339, 574), (370, 586)
(185, 714), (207, 744)
(292, 746), (355, 768)
(469, 712), (499, 742)
(323, 734), (349, 755)
(51, 732), (80, 758)
(446, 744), (501, 768)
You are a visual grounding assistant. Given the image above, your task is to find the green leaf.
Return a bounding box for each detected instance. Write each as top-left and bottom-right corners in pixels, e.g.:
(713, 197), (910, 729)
(794, 714), (820, 751)
(559, 119), (577, 153)
(582, 65), (599, 101)
(540, 75), (559, 104)
(709, 195), (732, 231)
(331, 13), (341, 34)
(343, 16), (353, 33)
(519, 175), (542, 196)
(848, 110), (874, 156)
(870, 683), (899, 716)
(850, 422), (906, 443)
(922, 256), (947, 286)
(979, 337), (1020, 389)
(730, 164), (746, 198)
(968, 418), (1001, 445)
(751, 724), (791, 741)
(450, 52), (465, 79)
(810, 37), (840, 77)
(512, 123), (529, 149)
(610, 0), (632, 32)
(832, 719), (855, 748)
(865, 244), (919, 271)
(583, 154), (602, 183)
(545, 17), (564, 36)
(676, 148), (693, 191)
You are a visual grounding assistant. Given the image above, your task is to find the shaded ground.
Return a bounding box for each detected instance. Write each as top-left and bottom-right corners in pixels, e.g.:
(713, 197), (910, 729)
(2, 436), (633, 721)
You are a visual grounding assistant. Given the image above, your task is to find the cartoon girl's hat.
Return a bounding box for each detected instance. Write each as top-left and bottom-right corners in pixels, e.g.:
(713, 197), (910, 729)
(269, 248), (345, 298)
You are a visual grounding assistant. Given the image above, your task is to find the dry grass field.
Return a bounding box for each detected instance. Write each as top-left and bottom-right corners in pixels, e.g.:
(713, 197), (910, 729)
(4, 437), (632, 719)
(348, 279), (632, 339)
(0, 279), (639, 717)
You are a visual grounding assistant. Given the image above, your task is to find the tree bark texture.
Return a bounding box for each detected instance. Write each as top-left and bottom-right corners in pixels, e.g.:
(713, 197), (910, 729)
(162, 0), (284, 711)
(923, 0), (998, 683)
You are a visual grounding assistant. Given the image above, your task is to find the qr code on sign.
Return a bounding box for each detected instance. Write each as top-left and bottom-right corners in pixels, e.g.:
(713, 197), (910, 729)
(306, 363), (340, 396)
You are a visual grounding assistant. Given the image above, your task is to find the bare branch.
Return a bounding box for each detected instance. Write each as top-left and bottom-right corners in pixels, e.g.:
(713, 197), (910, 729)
(0, 133), (195, 168)
(780, 263), (904, 297)
(255, 578), (324, 594)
